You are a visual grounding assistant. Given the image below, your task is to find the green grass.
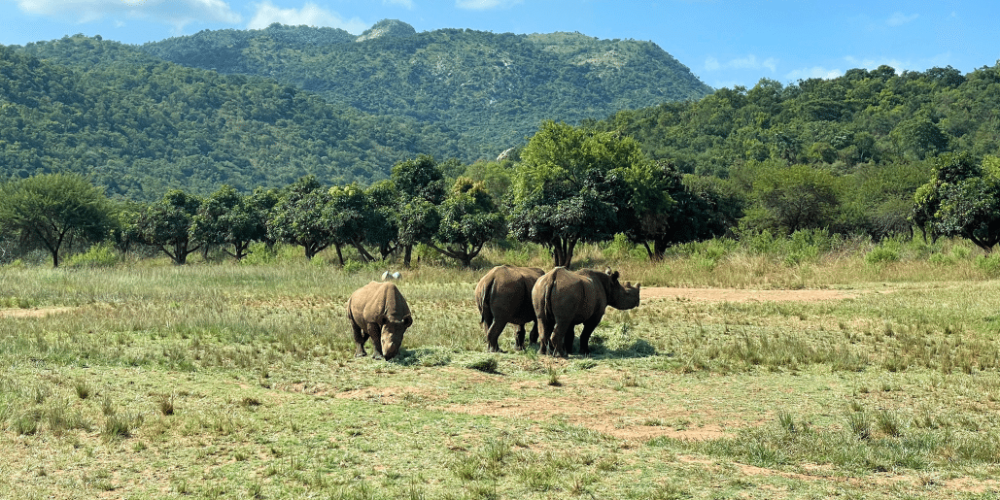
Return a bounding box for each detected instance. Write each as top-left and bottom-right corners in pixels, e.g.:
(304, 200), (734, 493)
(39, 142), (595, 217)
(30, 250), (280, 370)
(2, 242), (1000, 498)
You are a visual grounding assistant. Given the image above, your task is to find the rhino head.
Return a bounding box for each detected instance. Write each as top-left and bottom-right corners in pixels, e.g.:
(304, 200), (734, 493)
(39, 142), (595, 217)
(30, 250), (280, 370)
(605, 269), (641, 311)
(380, 315), (412, 360)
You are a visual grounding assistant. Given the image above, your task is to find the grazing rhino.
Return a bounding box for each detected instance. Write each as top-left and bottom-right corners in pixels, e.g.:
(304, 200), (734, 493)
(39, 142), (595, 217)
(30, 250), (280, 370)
(346, 281), (413, 361)
(475, 265), (545, 352)
(532, 267), (641, 357)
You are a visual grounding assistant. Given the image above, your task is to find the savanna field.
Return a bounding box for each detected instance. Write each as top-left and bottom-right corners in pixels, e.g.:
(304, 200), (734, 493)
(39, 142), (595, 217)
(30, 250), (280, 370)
(4, 235), (1000, 499)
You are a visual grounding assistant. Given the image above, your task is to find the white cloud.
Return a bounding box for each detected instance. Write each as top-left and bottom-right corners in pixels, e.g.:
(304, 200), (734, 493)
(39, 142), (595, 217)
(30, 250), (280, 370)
(456, 0), (522, 10)
(247, 1), (368, 33)
(14, 0), (240, 28)
(887, 12), (918, 27)
(785, 66), (843, 81)
(704, 54), (777, 73)
(384, 0), (414, 8)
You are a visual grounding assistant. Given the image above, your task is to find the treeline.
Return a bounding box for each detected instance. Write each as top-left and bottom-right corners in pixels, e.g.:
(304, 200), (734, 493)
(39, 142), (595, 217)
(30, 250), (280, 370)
(0, 122), (734, 268)
(140, 22), (713, 159)
(1, 37), (464, 200)
(3, 121), (1000, 269)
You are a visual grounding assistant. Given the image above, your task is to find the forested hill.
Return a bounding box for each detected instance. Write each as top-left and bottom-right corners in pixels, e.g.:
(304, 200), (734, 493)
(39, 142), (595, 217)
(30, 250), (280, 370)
(2, 36), (467, 200)
(592, 65), (1000, 177)
(140, 21), (713, 158)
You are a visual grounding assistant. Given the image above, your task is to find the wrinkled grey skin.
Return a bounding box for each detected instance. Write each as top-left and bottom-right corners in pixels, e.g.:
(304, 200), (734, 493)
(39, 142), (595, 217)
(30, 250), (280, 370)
(532, 267), (641, 357)
(475, 265), (545, 352)
(346, 281), (413, 361)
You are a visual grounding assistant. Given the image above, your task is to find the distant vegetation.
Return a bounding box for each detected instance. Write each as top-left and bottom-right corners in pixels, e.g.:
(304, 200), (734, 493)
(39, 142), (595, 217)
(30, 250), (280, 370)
(141, 21), (712, 159)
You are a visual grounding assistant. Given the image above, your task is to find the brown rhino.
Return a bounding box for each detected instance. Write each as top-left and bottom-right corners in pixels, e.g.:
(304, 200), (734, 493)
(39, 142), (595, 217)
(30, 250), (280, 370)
(475, 265), (545, 352)
(346, 281), (413, 361)
(532, 267), (641, 357)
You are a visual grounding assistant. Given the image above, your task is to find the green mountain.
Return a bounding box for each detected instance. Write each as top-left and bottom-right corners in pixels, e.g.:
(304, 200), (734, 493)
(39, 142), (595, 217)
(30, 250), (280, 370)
(2, 36), (465, 200)
(140, 21), (713, 159)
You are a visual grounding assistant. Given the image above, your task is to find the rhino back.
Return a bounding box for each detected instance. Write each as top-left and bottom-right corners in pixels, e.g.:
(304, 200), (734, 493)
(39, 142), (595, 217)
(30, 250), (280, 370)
(350, 282), (410, 323)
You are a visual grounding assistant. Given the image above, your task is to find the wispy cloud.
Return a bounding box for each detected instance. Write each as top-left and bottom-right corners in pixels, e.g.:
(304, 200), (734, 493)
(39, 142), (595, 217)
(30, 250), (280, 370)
(887, 12), (918, 27)
(705, 54), (778, 73)
(785, 66), (843, 81)
(843, 53), (953, 73)
(13, 0), (240, 28)
(384, 0), (414, 8)
(248, 1), (367, 33)
(455, 0), (522, 10)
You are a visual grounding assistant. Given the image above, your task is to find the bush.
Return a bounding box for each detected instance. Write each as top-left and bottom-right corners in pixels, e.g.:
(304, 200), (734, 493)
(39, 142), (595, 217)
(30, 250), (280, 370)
(975, 253), (1000, 277)
(865, 239), (901, 265)
(66, 243), (119, 268)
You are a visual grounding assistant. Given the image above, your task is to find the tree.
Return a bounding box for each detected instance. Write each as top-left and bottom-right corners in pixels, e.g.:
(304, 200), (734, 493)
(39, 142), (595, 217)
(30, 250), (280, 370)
(267, 176), (337, 260)
(0, 173), (115, 267)
(190, 185), (270, 261)
(911, 153), (980, 243)
(508, 121), (646, 267)
(623, 161), (733, 260)
(134, 189), (203, 265)
(425, 178), (506, 267)
(745, 164), (841, 234)
(913, 154), (1000, 253)
(392, 155), (447, 267)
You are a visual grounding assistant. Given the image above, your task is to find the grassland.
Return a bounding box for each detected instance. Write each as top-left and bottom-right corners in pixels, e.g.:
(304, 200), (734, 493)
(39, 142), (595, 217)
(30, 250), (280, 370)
(2, 236), (1000, 499)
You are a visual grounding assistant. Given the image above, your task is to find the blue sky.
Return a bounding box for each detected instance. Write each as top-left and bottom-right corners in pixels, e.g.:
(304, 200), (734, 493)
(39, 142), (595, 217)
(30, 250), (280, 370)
(1, 0), (997, 90)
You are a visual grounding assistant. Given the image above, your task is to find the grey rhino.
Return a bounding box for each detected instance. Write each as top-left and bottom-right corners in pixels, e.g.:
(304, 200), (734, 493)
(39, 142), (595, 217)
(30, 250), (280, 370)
(532, 267), (641, 357)
(346, 281), (413, 360)
(475, 265), (545, 352)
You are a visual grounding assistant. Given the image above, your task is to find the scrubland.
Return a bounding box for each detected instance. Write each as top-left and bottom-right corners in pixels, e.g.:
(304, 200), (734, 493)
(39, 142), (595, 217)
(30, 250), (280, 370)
(1, 235), (1000, 499)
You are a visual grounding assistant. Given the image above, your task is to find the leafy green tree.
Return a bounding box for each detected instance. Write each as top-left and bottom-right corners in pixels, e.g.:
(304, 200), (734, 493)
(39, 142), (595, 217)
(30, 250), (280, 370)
(328, 184), (379, 264)
(134, 189), (203, 265)
(744, 164), (842, 234)
(508, 121), (646, 267)
(268, 176), (337, 260)
(913, 153), (1000, 252)
(0, 173), (115, 267)
(397, 198), (440, 268)
(623, 161), (732, 260)
(911, 153), (981, 242)
(365, 180), (401, 260)
(426, 178), (506, 267)
(392, 155), (447, 266)
(190, 185), (270, 261)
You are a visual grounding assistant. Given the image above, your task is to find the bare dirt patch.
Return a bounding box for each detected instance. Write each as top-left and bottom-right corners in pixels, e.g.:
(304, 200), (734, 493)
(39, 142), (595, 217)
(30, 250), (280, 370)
(640, 287), (882, 303)
(0, 307), (74, 318)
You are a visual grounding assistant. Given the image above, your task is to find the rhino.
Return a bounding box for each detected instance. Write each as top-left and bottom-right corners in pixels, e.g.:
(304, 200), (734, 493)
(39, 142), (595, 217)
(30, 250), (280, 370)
(532, 267), (641, 357)
(346, 281), (413, 361)
(475, 265), (545, 352)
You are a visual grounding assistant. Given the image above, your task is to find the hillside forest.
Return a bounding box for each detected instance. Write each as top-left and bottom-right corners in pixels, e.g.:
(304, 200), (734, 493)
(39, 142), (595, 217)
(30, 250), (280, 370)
(3, 23), (1000, 268)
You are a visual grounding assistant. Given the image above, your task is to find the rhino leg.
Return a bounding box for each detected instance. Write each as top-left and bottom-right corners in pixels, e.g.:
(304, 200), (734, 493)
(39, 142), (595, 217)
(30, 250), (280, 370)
(528, 322), (539, 345)
(351, 322), (368, 358)
(514, 324), (526, 351)
(486, 320), (506, 353)
(537, 316), (554, 355)
(561, 326), (575, 356)
(578, 317), (602, 356)
(549, 323), (571, 358)
(367, 323), (385, 359)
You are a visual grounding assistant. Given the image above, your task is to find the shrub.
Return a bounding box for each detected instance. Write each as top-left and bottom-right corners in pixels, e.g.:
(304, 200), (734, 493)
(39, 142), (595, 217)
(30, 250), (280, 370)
(865, 239), (901, 265)
(975, 253), (1000, 277)
(66, 243), (119, 268)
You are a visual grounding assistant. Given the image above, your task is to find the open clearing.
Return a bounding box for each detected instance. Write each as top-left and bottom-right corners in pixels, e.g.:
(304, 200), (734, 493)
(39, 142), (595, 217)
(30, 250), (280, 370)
(2, 265), (1000, 499)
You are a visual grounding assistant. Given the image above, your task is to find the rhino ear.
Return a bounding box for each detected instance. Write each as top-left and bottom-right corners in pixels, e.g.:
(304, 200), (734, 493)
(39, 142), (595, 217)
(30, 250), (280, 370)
(604, 267), (612, 275)
(611, 271), (620, 281)
(625, 281), (631, 287)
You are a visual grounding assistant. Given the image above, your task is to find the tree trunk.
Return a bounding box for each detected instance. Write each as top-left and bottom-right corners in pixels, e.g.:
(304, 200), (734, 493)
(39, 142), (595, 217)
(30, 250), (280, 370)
(403, 245), (413, 268)
(335, 244), (345, 266)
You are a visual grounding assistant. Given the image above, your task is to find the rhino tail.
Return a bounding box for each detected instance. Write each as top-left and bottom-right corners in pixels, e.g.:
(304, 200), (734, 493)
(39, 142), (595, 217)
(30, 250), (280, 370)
(478, 277), (495, 326)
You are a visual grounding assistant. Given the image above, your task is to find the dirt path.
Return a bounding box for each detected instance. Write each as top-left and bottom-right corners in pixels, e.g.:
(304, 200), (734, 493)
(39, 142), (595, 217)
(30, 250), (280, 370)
(640, 287), (871, 303)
